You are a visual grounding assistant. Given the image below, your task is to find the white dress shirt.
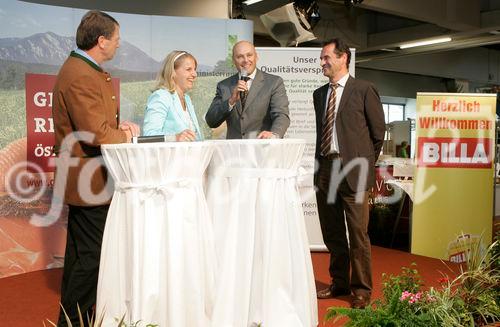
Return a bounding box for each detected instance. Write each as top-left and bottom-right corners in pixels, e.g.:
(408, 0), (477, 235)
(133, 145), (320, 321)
(229, 69), (257, 111)
(324, 73), (349, 154)
(74, 48), (99, 67)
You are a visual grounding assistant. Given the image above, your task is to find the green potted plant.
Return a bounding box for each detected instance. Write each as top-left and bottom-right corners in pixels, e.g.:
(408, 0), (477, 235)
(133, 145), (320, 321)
(325, 237), (499, 326)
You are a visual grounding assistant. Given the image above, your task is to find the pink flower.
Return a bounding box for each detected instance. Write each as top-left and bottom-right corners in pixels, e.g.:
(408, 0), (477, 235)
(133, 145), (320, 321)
(400, 291), (412, 301)
(400, 291), (424, 304)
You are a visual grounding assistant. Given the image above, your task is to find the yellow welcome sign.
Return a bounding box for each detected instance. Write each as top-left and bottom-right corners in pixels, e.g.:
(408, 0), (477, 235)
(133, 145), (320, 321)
(413, 93), (496, 261)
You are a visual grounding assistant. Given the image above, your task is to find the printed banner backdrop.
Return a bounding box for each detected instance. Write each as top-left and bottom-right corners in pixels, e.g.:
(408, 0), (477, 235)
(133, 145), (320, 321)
(25, 74), (57, 173)
(257, 47), (355, 250)
(412, 92), (496, 261)
(0, 0), (252, 278)
(25, 73), (121, 173)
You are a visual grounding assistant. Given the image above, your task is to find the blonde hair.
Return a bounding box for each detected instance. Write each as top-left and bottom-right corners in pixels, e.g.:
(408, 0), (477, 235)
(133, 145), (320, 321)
(154, 50), (198, 93)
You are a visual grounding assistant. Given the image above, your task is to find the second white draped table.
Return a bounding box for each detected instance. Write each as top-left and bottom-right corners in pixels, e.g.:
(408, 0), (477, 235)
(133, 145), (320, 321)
(206, 139), (317, 327)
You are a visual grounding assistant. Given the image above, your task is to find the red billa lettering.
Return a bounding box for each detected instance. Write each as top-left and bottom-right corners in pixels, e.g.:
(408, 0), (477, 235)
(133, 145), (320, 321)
(417, 137), (492, 168)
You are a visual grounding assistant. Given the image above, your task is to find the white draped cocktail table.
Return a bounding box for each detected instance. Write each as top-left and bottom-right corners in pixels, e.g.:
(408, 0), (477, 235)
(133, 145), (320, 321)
(96, 142), (216, 326)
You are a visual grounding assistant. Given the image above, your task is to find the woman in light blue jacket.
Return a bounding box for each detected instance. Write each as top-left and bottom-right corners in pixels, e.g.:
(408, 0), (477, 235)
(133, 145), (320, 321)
(143, 50), (203, 141)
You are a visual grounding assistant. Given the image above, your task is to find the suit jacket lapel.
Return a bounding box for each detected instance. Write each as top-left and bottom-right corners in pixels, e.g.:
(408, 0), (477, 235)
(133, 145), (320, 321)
(337, 75), (354, 116)
(242, 69), (263, 112)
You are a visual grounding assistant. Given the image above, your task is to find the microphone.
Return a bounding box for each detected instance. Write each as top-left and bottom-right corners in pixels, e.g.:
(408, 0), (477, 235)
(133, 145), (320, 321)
(131, 135), (168, 143)
(240, 69), (248, 101)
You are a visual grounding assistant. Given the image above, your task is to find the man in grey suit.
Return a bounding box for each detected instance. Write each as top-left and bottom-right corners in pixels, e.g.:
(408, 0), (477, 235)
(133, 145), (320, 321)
(313, 38), (385, 309)
(206, 41), (290, 139)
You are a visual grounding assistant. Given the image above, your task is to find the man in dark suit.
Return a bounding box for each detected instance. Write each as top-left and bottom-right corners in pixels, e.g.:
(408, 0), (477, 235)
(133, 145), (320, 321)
(313, 38), (385, 309)
(205, 41), (290, 139)
(52, 10), (139, 326)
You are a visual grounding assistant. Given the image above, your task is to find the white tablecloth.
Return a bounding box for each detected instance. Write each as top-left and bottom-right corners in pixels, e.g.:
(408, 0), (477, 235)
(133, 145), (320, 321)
(386, 179), (414, 201)
(206, 139), (318, 327)
(96, 143), (216, 326)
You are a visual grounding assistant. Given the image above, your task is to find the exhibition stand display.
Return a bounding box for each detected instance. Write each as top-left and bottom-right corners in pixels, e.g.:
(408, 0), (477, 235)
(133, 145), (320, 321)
(412, 93), (496, 261)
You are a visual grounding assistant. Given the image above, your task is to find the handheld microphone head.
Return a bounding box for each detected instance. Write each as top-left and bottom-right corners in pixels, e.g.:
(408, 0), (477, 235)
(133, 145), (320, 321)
(240, 68), (248, 81)
(239, 69), (249, 104)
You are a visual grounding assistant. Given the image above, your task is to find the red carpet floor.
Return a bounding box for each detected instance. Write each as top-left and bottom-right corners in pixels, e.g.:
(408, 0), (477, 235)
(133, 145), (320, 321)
(0, 246), (458, 326)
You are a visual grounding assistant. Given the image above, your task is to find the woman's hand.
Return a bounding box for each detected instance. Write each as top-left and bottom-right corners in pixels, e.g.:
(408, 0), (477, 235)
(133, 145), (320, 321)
(175, 129), (196, 142)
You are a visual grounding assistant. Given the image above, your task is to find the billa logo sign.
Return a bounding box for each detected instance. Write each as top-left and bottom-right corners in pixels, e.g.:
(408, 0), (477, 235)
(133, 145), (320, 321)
(417, 137), (492, 169)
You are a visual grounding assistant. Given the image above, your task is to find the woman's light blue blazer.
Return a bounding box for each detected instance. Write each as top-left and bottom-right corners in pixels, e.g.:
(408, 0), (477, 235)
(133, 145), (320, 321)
(143, 89), (203, 140)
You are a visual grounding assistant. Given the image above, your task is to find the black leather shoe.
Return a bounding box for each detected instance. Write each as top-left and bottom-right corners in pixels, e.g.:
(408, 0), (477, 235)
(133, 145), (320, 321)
(317, 285), (350, 299)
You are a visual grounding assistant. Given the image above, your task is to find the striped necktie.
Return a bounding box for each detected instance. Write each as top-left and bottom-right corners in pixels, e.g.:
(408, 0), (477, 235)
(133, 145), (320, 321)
(320, 83), (338, 156)
(240, 76), (250, 108)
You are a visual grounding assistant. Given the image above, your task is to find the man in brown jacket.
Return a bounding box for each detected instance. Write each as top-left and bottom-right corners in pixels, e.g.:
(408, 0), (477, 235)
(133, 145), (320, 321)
(52, 10), (139, 326)
(313, 38), (385, 309)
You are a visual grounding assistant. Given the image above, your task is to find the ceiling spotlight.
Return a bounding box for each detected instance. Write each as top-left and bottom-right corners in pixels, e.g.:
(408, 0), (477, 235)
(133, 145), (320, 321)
(294, 0), (321, 30)
(308, 2), (321, 28)
(344, 0), (364, 7)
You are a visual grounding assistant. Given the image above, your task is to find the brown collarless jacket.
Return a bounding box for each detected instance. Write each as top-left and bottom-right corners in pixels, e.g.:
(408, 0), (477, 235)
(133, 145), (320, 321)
(52, 51), (127, 206)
